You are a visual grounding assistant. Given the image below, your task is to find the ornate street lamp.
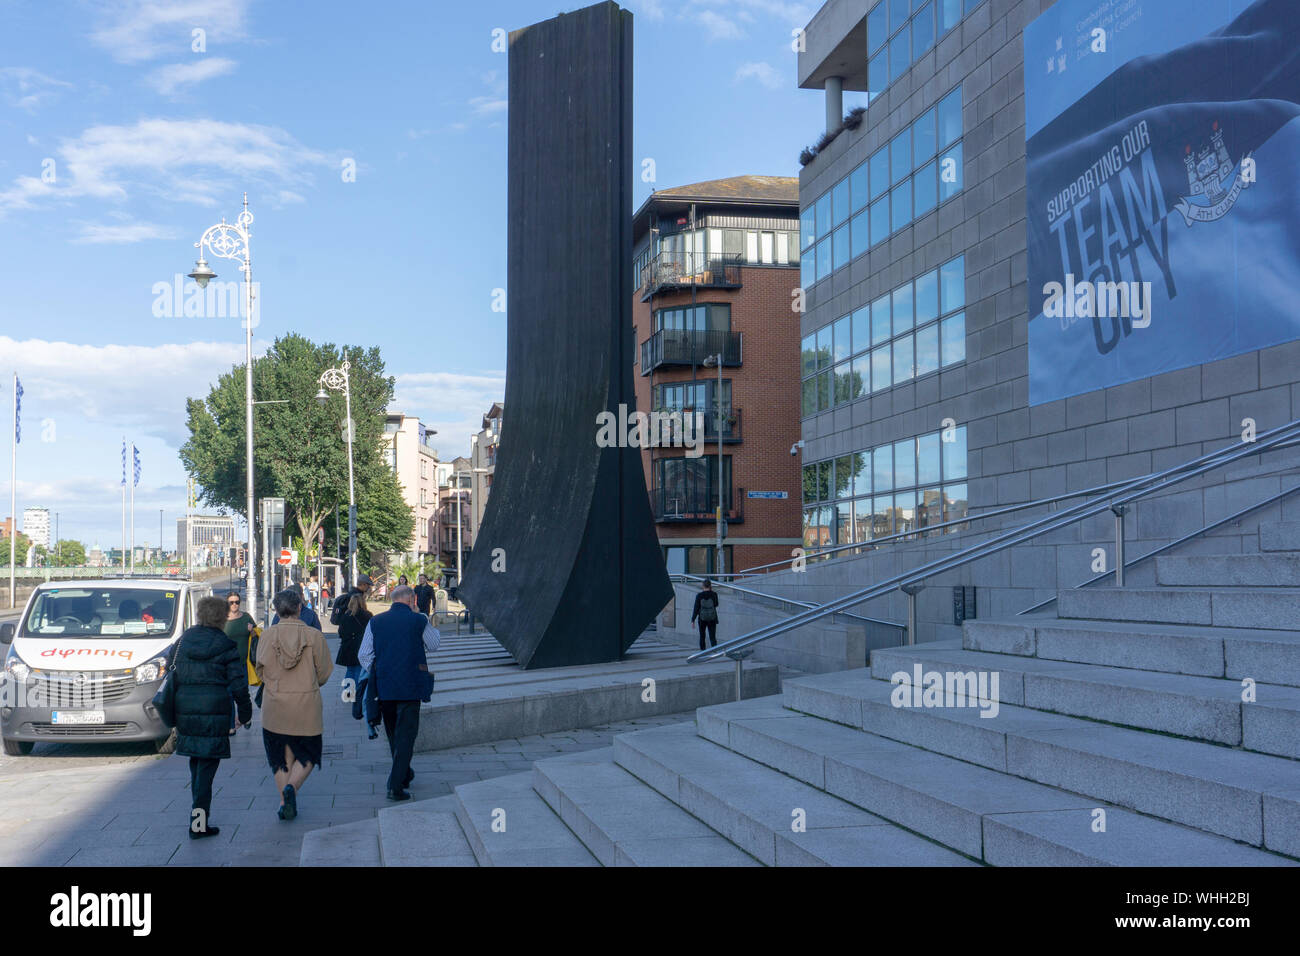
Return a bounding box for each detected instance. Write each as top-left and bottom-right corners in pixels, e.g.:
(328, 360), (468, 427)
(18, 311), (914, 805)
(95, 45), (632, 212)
(316, 361), (358, 584)
(188, 194), (258, 621)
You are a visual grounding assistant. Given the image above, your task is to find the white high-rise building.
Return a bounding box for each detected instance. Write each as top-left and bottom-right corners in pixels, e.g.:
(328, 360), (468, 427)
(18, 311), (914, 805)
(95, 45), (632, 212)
(22, 507), (50, 551)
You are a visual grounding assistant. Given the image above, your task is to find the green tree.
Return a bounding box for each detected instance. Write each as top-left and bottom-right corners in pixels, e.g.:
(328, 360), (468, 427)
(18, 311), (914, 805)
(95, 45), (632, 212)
(356, 462), (414, 575)
(52, 539), (86, 567)
(1, 533), (31, 567)
(180, 333), (413, 563)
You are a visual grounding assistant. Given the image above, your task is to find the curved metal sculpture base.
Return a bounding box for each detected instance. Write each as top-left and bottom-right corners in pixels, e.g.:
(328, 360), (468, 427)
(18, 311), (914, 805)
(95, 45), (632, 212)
(459, 2), (671, 669)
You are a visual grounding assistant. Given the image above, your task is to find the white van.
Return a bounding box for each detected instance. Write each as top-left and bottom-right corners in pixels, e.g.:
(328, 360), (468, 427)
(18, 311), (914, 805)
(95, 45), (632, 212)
(1, 577), (215, 755)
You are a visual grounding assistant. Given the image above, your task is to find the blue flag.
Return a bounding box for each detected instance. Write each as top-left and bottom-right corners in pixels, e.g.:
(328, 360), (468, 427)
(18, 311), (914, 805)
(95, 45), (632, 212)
(1025, 0), (1300, 404)
(121, 438), (126, 487)
(13, 376), (21, 445)
(132, 444), (141, 487)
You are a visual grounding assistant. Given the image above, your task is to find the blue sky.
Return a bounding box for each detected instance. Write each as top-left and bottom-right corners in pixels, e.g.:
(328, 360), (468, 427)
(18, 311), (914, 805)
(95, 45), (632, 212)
(0, 0), (833, 548)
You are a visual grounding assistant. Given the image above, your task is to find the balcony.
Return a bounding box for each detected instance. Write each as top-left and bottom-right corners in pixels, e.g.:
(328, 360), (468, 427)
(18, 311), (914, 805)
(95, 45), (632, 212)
(650, 486), (744, 524)
(653, 406), (742, 443)
(641, 252), (742, 300)
(640, 328), (742, 375)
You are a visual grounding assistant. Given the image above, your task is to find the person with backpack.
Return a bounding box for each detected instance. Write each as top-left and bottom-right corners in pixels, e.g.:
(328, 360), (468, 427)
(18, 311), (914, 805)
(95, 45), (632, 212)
(691, 579), (721, 650)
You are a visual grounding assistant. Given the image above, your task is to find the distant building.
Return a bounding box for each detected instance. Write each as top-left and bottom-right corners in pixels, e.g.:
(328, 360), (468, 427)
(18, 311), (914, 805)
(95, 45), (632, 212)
(382, 413), (441, 563)
(177, 514), (237, 567)
(433, 457), (473, 586)
(469, 402), (502, 534)
(87, 544), (107, 567)
(22, 507), (50, 551)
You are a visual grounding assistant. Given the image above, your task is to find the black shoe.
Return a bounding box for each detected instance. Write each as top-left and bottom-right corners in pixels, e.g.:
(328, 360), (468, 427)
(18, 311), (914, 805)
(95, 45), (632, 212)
(386, 789), (411, 801)
(404, 768), (414, 787)
(189, 825), (220, 840)
(281, 784), (297, 820)
(367, 725), (378, 740)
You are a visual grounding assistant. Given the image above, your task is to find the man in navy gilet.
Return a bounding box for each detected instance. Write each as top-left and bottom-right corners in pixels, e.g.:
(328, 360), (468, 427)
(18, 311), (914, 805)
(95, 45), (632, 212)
(358, 584), (441, 800)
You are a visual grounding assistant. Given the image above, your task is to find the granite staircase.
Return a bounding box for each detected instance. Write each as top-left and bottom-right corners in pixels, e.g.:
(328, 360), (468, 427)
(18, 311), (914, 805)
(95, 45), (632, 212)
(302, 520), (1300, 866)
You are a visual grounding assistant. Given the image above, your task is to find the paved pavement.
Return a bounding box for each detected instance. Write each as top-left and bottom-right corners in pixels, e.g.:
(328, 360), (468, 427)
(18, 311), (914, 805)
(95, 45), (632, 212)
(0, 624), (697, 866)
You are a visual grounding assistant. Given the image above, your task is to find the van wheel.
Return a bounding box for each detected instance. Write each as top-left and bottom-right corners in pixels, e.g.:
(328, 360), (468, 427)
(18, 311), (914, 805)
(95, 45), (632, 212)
(3, 739), (34, 756)
(153, 730), (176, 755)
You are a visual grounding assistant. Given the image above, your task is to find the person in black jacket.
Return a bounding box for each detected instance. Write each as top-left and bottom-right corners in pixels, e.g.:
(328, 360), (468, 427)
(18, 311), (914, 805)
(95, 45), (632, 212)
(337, 591), (377, 737)
(173, 594), (253, 839)
(691, 579), (721, 650)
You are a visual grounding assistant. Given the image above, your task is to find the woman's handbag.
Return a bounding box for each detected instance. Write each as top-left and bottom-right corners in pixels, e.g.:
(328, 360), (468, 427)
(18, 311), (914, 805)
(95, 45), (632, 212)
(151, 637), (184, 728)
(247, 625), (262, 687)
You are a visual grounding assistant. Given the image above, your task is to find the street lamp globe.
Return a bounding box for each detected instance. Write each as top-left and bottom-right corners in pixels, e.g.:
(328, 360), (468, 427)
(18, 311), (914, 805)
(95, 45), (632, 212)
(188, 258), (217, 288)
(314, 387), (329, 405)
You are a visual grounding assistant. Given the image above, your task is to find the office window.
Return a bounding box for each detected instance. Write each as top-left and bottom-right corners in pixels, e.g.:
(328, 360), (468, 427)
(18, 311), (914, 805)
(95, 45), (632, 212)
(832, 179), (851, 227)
(869, 148), (889, 200)
(890, 129), (911, 185)
(939, 142), (963, 201)
(889, 27), (910, 82)
(890, 181), (912, 232)
(800, 207), (816, 251)
(914, 108), (937, 163)
(870, 196), (890, 248)
(938, 87), (962, 148)
(850, 163), (870, 213)
(913, 1), (934, 57)
(833, 223), (851, 271)
(850, 211), (869, 259)
(776, 232), (790, 264)
(914, 160), (937, 217)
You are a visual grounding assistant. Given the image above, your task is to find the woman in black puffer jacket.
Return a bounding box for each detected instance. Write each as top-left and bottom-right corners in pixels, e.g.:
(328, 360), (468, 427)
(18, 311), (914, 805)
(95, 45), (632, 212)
(172, 594), (253, 839)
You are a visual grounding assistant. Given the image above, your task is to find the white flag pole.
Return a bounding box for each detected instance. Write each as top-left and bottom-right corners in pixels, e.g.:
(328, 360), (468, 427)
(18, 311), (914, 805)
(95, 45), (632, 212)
(129, 443), (136, 574)
(8, 373), (16, 608)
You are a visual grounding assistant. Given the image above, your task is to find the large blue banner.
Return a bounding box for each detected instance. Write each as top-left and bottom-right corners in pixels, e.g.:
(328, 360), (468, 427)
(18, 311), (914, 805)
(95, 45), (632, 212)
(1025, 0), (1300, 405)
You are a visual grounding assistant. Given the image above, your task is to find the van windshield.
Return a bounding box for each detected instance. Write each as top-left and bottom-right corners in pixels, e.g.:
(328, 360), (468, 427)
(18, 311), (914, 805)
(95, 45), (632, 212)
(21, 588), (180, 638)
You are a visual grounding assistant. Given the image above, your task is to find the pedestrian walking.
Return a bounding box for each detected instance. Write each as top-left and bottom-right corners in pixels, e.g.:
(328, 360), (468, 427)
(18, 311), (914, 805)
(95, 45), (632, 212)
(358, 585), (440, 801)
(255, 588), (333, 821)
(273, 583), (322, 630)
(691, 578), (721, 650)
(337, 590), (379, 738)
(223, 589), (256, 735)
(413, 573), (435, 617)
(173, 595), (253, 839)
(330, 573), (371, 626)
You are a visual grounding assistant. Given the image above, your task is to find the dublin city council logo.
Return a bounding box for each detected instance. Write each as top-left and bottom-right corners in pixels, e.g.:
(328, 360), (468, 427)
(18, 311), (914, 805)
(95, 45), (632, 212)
(1175, 121), (1251, 226)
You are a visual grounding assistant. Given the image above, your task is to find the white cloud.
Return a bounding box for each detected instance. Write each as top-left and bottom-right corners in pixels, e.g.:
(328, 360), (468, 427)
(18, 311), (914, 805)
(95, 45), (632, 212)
(90, 0), (252, 64)
(0, 117), (335, 216)
(694, 10), (747, 40)
(632, 0), (667, 21)
(734, 61), (784, 89)
(469, 96), (508, 116)
(0, 336), (251, 446)
(391, 370), (506, 460)
(71, 220), (178, 243)
(146, 57), (238, 96)
(0, 67), (73, 112)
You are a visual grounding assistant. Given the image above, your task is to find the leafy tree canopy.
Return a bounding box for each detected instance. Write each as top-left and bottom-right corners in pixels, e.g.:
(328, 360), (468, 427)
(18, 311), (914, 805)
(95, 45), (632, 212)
(180, 333), (414, 568)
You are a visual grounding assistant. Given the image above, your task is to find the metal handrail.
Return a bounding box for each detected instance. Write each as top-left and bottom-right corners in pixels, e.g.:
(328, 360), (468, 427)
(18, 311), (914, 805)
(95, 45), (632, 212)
(670, 572), (904, 632)
(690, 418), (1300, 664)
(1018, 483), (1300, 615)
(724, 472), (1175, 578)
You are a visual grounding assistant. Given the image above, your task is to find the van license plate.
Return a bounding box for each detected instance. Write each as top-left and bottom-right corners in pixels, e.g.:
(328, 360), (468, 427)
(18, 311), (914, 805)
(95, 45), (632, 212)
(51, 711), (105, 725)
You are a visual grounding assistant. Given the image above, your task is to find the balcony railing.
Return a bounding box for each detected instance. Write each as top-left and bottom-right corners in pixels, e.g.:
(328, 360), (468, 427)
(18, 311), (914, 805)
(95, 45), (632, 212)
(653, 406), (742, 443)
(650, 486), (744, 524)
(641, 251), (742, 299)
(640, 328), (742, 375)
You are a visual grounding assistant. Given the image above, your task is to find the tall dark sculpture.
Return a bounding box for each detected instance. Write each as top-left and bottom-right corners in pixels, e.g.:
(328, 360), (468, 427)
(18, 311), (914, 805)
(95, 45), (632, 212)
(459, 1), (672, 669)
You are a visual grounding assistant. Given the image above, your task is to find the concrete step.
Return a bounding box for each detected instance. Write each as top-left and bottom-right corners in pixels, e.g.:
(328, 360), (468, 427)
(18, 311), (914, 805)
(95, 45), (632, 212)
(612, 722), (977, 866)
(962, 617), (1300, 687)
(1058, 586), (1300, 631)
(697, 696), (1289, 866)
(378, 794), (476, 867)
(1261, 522), (1300, 552)
(531, 748), (759, 866)
(453, 772), (598, 866)
(783, 668), (1300, 854)
(299, 817), (381, 867)
(1156, 553), (1300, 587)
(871, 641), (1300, 755)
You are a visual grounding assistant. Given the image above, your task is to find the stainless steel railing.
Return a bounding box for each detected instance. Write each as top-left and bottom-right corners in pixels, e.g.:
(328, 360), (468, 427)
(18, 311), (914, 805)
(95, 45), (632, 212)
(691, 418), (1300, 669)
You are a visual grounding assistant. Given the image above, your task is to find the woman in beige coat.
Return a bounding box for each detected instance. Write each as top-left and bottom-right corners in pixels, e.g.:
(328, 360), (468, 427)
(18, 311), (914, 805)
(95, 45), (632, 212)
(255, 588), (333, 820)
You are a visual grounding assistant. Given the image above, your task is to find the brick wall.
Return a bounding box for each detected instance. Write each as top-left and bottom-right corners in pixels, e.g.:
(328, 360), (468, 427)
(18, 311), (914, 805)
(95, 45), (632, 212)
(633, 264), (805, 568)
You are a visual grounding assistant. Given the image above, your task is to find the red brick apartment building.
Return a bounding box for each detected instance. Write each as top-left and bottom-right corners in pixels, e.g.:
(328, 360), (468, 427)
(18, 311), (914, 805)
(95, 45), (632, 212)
(632, 176), (804, 575)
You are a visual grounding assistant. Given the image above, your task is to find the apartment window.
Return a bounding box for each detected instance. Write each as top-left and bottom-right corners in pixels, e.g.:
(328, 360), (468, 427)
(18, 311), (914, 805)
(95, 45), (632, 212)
(663, 544), (732, 576)
(800, 85), (963, 286)
(654, 303), (731, 332)
(867, 0), (981, 100)
(800, 255), (966, 417)
(801, 425), (969, 548)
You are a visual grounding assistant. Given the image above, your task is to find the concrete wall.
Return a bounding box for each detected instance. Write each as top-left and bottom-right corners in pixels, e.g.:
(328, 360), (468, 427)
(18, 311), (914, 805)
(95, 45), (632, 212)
(659, 580), (907, 673)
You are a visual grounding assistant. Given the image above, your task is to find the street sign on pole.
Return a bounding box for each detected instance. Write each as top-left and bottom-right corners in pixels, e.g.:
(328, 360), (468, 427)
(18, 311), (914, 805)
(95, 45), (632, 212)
(278, 548), (292, 566)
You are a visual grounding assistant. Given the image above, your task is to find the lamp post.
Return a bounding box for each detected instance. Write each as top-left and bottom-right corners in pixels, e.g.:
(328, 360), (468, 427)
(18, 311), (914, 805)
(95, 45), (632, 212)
(316, 361), (357, 585)
(188, 194), (258, 622)
(702, 352), (725, 575)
